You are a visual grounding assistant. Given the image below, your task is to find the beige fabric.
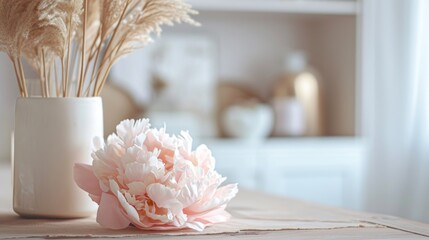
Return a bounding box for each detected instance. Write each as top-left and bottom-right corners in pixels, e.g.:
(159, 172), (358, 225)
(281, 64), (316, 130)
(0, 191), (377, 239)
(1, 165), (428, 239)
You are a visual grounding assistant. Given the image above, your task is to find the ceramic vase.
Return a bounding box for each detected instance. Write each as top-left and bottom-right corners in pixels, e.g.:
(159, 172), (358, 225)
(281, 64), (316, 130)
(13, 97), (103, 218)
(222, 103), (273, 140)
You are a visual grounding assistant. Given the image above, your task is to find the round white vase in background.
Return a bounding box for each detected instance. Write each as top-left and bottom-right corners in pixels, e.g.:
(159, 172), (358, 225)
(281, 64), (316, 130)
(222, 103), (274, 140)
(13, 97), (103, 218)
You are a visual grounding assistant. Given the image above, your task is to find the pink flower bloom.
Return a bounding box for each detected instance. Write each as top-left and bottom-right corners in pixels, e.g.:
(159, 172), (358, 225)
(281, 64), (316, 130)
(74, 119), (238, 231)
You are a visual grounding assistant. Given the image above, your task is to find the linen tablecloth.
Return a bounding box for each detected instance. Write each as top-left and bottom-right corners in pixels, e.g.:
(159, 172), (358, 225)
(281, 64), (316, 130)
(1, 165), (428, 239)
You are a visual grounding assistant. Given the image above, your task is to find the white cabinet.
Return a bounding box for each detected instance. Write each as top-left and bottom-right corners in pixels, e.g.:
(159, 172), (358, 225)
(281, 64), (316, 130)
(262, 139), (364, 209)
(202, 138), (364, 210)
(203, 140), (260, 189)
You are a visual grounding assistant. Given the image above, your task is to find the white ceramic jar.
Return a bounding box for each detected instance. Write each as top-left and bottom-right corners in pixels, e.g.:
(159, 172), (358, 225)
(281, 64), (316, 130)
(13, 97), (103, 218)
(222, 103), (274, 140)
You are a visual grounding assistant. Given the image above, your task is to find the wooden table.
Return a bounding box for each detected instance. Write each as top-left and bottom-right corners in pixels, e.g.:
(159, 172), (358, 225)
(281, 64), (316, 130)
(1, 165), (428, 239)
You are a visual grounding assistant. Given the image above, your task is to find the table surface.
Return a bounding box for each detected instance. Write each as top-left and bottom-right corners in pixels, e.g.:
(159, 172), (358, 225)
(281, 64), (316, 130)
(1, 165), (429, 239)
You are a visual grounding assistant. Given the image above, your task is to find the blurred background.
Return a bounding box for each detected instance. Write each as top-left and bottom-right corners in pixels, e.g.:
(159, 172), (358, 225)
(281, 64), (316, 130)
(1, 0), (428, 223)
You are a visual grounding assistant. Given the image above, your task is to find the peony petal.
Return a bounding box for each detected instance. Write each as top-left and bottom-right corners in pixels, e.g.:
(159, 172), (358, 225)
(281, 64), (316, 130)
(204, 210), (231, 223)
(178, 183), (200, 208)
(73, 163), (102, 197)
(92, 158), (118, 183)
(144, 202), (173, 223)
(185, 221), (205, 232)
(135, 133), (146, 147)
(117, 119), (150, 148)
(187, 204), (227, 222)
(195, 145), (213, 167)
(99, 180), (109, 192)
(187, 184), (238, 213)
(121, 147), (141, 165)
(97, 193), (131, 230)
(193, 207), (231, 224)
(126, 182), (147, 195)
(214, 184), (239, 202)
(124, 162), (148, 182)
(109, 179), (148, 228)
(178, 131), (193, 158)
(89, 194), (101, 204)
(147, 183), (183, 214)
(92, 136), (104, 151)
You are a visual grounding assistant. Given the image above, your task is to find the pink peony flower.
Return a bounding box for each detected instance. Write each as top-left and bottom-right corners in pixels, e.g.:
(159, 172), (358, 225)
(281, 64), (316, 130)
(74, 119), (238, 231)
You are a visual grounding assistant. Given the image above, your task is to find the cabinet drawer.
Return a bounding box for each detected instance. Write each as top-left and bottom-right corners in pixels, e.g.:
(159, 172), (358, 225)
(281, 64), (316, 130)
(265, 169), (346, 207)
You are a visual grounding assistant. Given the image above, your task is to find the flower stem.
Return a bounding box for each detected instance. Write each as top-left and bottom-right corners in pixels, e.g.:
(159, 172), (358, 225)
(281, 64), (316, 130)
(94, 0), (131, 96)
(64, 17), (73, 97)
(11, 58), (24, 97)
(77, 0), (88, 97)
(17, 57), (28, 97)
(42, 48), (49, 97)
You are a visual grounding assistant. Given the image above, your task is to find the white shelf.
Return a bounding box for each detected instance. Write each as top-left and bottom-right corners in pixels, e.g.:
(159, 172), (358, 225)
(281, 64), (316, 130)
(188, 0), (358, 15)
(199, 137), (361, 146)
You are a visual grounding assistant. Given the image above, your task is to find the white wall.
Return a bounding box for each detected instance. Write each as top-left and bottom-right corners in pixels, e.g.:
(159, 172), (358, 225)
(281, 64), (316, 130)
(0, 54), (19, 163)
(170, 12), (313, 100)
(309, 17), (356, 136)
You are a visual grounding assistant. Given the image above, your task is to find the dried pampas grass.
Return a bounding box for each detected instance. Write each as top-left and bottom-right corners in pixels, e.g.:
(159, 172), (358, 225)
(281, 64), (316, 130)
(92, 0), (199, 96)
(0, 0), (198, 97)
(0, 0), (42, 96)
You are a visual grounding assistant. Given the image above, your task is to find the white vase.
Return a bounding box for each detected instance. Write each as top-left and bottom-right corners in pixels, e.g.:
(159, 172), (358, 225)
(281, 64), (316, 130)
(272, 97), (306, 136)
(222, 103), (274, 140)
(13, 97), (103, 218)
